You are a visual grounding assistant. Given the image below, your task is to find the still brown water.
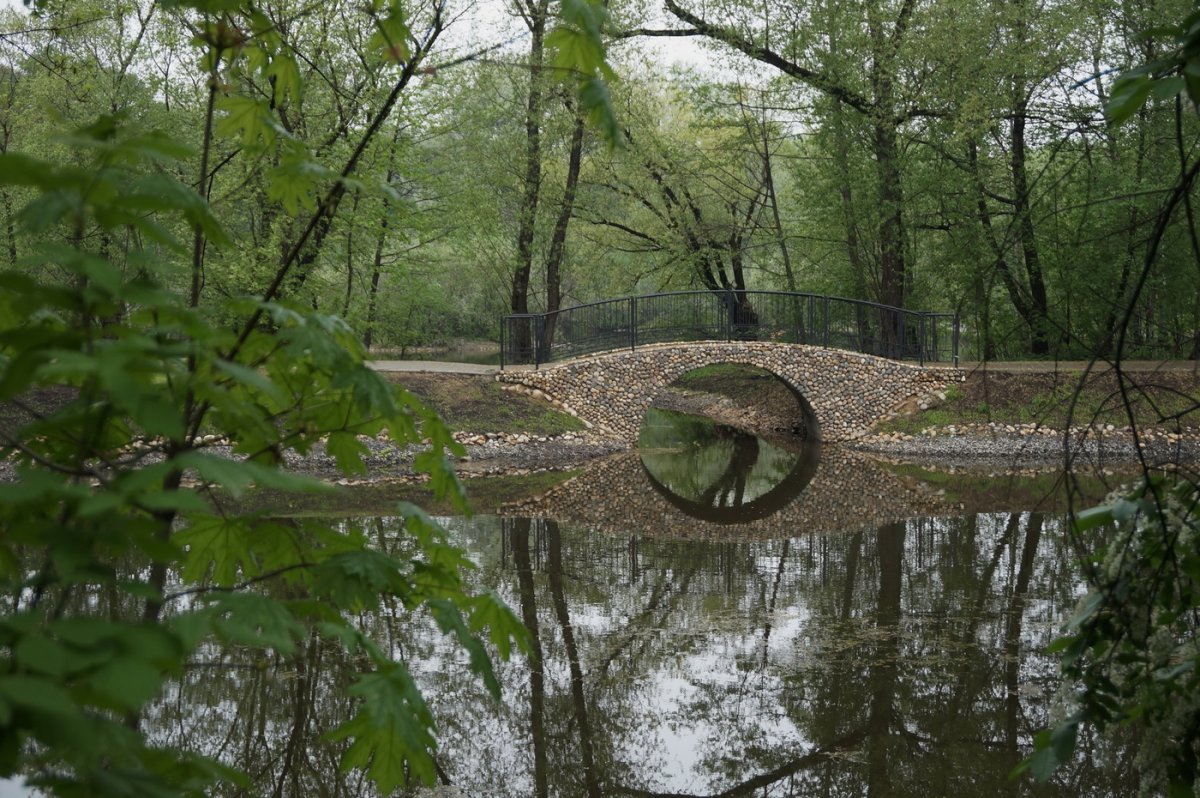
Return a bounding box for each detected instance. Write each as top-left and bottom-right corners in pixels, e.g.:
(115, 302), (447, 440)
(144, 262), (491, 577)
(141, 409), (1133, 797)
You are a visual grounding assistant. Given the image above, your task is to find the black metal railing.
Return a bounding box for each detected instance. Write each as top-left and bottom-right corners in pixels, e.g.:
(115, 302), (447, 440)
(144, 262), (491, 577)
(500, 290), (959, 368)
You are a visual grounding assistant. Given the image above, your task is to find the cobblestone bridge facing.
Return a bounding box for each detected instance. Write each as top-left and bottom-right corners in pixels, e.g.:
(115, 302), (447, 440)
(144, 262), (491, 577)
(497, 342), (962, 442)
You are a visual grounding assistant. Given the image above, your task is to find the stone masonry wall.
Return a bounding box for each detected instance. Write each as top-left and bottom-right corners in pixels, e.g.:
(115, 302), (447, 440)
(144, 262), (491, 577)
(497, 342), (962, 442)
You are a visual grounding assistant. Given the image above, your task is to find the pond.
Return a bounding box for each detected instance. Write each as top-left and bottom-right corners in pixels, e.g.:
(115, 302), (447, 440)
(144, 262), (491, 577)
(138, 410), (1134, 797)
(9, 410), (1137, 797)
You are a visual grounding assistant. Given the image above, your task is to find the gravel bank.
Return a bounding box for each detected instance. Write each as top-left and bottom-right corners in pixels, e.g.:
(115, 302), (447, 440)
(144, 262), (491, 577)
(0, 430), (626, 486)
(5, 422), (1196, 488)
(264, 430), (626, 482)
(852, 422), (1200, 468)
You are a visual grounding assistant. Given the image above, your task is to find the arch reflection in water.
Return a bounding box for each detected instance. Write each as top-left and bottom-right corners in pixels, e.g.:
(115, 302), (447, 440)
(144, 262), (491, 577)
(638, 408), (821, 524)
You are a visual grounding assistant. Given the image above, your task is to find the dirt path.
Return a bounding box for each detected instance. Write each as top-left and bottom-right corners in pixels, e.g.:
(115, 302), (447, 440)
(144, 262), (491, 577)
(368, 360), (500, 375)
(958, 360), (1199, 373)
(370, 357), (1200, 376)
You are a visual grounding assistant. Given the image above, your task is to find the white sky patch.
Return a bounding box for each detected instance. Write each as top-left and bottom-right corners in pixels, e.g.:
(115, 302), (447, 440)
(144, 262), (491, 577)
(0, 778), (37, 798)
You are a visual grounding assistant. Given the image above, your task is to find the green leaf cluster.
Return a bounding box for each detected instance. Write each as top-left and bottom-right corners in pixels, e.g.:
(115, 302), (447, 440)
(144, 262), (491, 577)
(1020, 478), (1200, 794)
(0, 4), (532, 794)
(1108, 11), (1200, 125)
(547, 0), (621, 148)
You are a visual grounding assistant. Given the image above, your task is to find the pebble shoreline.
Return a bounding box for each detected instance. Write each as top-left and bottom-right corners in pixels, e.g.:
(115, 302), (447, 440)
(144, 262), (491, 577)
(3, 422), (1196, 486)
(851, 422), (1200, 468)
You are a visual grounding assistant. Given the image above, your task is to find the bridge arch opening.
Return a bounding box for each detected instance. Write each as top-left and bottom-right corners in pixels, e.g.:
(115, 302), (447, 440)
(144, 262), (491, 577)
(642, 362), (821, 442)
(636, 363), (823, 523)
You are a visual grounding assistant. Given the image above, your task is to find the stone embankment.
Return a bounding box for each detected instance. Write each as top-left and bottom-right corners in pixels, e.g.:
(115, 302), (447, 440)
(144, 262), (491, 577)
(650, 384), (808, 434)
(853, 422), (1200, 466)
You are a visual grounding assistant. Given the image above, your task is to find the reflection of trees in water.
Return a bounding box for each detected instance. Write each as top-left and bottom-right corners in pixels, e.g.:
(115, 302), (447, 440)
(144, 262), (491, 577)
(148, 624), (359, 797)
(639, 409), (800, 509)
(638, 409), (821, 524)
(695, 433), (759, 509)
(133, 513), (1132, 797)
(511, 518), (549, 798)
(480, 514), (1130, 797)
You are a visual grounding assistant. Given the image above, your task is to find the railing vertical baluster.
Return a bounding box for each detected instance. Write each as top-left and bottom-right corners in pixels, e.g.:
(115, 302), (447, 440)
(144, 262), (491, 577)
(534, 316), (543, 370)
(822, 295), (829, 348)
(725, 291), (732, 342)
(807, 295), (813, 344)
(500, 319), (505, 370)
(953, 313), (960, 366)
(630, 296), (637, 352)
(919, 313), (926, 366)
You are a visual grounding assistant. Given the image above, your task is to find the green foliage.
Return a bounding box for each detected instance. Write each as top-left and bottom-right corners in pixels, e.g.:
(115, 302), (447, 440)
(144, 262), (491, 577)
(366, 0), (413, 64)
(1023, 12), (1200, 785)
(1107, 11), (1200, 125)
(1021, 478), (1200, 794)
(548, 0), (620, 148)
(0, 1), (551, 792)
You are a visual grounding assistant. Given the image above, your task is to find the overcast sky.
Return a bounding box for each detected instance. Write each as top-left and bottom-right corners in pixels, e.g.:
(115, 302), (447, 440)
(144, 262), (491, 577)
(0, 0), (729, 75)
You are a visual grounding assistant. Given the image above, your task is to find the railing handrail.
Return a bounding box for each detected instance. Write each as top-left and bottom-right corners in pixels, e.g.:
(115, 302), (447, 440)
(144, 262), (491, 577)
(499, 290), (958, 369)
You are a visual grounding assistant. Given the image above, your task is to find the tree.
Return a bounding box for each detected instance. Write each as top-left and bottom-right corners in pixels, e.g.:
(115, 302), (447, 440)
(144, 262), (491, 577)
(639, 0), (938, 315)
(1023, 10), (1200, 792)
(579, 82), (779, 332)
(0, 0), (616, 793)
(506, 0), (602, 354)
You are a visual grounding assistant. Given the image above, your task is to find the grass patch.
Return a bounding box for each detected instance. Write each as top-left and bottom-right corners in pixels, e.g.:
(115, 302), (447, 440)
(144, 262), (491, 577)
(882, 409), (961, 435)
(672, 363), (788, 402)
(876, 370), (1200, 433)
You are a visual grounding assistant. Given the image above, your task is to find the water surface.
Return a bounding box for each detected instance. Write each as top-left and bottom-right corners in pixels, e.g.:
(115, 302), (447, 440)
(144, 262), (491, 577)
(149, 511), (1128, 796)
(145, 412), (1134, 796)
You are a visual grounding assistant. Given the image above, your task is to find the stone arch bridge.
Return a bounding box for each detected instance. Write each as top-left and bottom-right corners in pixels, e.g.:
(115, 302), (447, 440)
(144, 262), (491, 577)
(497, 341), (961, 442)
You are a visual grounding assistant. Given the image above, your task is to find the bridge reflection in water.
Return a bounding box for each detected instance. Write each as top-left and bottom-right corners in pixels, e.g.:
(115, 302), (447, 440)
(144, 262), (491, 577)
(638, 408), (821, 524)
(503, 410), (954, 538)
(139, 416), (1134, 797)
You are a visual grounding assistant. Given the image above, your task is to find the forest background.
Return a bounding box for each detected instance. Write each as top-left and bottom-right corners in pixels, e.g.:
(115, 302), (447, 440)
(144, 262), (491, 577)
(4, 0), (1198, 362)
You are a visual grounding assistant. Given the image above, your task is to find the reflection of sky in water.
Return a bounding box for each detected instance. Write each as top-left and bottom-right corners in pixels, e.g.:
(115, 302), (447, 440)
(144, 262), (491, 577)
(109, 511), (1126, 797)
(436, 515), (1111, 795)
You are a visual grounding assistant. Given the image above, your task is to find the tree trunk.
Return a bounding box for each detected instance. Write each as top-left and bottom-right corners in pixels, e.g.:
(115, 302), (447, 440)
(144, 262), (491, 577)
(867, 3), (908, 358)
(759, 117), (795, 291)
(1009, 97), (1051, 355)
(3, 190), (15, 267)
(362, 201), (387, 351)
(511, 0), (550, 357)
(541, 106), (586, 353)
(363, 125), (404, 350)
(341, 193), (360, 318)
(867, 0), (908, 314)
(830, 101), (870, 296)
